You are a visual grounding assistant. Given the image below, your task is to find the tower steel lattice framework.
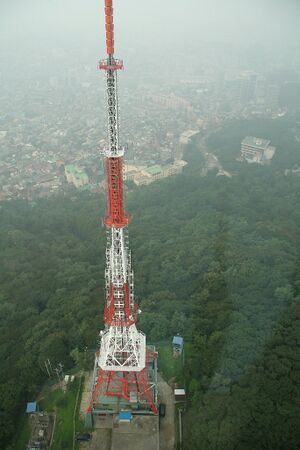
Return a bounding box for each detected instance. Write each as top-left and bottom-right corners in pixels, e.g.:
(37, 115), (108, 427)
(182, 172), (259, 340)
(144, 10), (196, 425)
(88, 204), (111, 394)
(87, 0), (158, 415)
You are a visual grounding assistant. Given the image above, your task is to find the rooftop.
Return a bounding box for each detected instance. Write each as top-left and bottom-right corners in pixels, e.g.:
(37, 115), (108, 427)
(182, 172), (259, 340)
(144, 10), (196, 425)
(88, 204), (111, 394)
(26, 401), (37, 414)
(242, 136), (271, 150)
(145, 165), (162, 176)
(174, 388), (186, 396)
(119, 411), (132, 421)
(111, 415), (159, 450)
(172, 336), (184, 346)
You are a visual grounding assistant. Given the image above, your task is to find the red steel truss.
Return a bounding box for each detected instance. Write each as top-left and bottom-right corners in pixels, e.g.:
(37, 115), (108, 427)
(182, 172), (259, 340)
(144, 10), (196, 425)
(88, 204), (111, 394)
(104, 0), (115, 55)
(104, 157), (129, 228)
(99, 59), (123, 71)
(104, 282), (138, 327)
(88, 350), (158, 414)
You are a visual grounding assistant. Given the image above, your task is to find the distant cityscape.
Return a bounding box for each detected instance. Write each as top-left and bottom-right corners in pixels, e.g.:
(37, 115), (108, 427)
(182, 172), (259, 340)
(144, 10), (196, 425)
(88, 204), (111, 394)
(0, 43), (299, 200)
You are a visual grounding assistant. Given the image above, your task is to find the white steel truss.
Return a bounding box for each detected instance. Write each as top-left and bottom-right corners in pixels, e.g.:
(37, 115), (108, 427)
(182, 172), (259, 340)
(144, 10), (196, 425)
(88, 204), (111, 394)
(98, 325), (146, 371)
(99, 226), (146, 371)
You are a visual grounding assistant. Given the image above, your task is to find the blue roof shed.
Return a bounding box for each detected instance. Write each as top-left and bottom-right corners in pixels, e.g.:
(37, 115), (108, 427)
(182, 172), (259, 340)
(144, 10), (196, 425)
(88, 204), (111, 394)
(26, 402), (37, 414)
(172, 336), (183, 347)
(119, 411), (132, 422)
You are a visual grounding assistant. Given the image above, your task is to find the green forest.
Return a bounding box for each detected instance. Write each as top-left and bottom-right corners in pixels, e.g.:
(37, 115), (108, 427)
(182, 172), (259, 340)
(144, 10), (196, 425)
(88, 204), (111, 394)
(1, 118), (300, 449)
(207, 117), (299, 170)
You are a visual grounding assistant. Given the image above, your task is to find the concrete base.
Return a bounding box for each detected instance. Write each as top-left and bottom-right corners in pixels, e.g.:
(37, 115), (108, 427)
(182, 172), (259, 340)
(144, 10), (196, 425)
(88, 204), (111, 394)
(81, 414), (159, 450)
(111, 415), (159, 450)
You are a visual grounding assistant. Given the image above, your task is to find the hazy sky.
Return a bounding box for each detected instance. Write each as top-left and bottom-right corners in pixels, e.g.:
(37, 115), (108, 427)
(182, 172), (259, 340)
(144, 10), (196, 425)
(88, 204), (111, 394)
(1, 0), (300, 56)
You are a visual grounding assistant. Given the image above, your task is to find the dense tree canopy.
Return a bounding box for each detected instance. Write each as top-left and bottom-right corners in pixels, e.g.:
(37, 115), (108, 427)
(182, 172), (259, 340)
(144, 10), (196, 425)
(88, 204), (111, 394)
(1, 121), (300, 449)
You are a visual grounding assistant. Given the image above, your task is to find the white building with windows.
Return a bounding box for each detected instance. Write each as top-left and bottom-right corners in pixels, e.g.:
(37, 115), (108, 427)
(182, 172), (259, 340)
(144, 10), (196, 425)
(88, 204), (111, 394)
(240, 136), (276, 165)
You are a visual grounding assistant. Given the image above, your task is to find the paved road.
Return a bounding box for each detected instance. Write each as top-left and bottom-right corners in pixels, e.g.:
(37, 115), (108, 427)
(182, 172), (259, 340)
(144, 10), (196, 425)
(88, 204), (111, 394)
(157, 374), (175, 450)
(197, 136), (232, 178)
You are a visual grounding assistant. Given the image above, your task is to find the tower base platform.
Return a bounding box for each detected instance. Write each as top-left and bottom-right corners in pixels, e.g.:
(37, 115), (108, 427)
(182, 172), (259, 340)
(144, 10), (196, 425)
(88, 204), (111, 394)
(86, 345), (158, 427)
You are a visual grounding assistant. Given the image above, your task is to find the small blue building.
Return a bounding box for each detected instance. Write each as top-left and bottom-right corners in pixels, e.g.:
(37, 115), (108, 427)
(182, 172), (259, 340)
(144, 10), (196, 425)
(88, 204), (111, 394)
(172, 336), (184, 355)
(119, 411), (132, 423)
(26, 401), (37, 414)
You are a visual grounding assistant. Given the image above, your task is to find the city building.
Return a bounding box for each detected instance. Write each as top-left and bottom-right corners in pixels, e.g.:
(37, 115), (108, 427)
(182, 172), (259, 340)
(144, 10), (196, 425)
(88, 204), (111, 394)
(240, 136), (276, 165)
(264, 84), (280, 111)
(124, 160), (187, 186)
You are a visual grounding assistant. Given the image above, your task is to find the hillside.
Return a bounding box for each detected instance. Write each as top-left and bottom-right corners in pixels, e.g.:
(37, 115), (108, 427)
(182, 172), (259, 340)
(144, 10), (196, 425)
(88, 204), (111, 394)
(1, 138), (300, 449)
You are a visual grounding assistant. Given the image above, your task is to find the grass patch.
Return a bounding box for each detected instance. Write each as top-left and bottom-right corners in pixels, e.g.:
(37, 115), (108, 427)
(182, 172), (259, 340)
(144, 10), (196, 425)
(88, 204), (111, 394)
(15, 374), (85, 450)
(14, 415), (31, 450)
(156, 341), (184, 382)
(40, 382), (77, 450)
(42, 376), (85, 450)
(75, 375), (86, 441)
(175, 403), (185, 450)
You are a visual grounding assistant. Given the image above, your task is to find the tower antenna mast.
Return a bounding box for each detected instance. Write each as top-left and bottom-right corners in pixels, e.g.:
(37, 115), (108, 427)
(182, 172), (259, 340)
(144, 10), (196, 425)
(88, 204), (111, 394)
(87, 0), (158, 418)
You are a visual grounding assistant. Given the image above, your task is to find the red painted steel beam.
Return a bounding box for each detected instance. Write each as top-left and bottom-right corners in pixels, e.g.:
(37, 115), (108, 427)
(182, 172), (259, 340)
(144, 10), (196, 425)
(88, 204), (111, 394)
(99, 59), (123, 71)
(104, 0), (115, 55)
(104, 283), (137, 327)
(104, 157), (129, 228)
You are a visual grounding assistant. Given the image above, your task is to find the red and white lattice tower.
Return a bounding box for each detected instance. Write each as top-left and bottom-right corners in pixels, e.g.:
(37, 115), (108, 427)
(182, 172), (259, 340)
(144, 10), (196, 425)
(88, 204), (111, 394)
(87, 0), (157, 415)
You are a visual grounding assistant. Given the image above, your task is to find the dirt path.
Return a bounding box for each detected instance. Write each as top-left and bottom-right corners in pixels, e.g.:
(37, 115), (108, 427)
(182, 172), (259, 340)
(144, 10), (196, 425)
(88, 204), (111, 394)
(157, 374), (175, 450)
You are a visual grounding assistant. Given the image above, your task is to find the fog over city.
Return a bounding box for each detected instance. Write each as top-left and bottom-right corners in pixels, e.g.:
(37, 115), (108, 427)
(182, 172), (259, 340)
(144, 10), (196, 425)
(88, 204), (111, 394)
(1, 0), (300, 56)
(1, 0), (300, 200)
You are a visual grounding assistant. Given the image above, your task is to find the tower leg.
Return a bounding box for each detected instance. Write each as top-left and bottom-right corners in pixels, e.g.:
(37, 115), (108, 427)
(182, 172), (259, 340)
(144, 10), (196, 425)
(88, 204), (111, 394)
(88, 350), (158, 415)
